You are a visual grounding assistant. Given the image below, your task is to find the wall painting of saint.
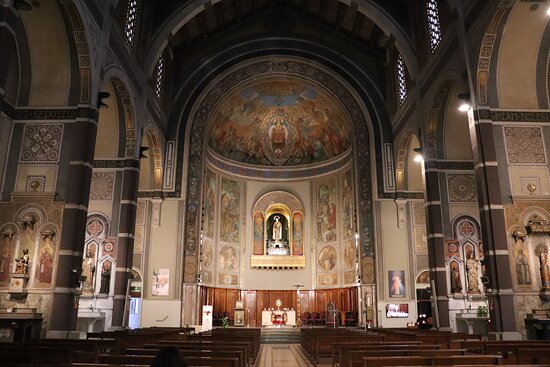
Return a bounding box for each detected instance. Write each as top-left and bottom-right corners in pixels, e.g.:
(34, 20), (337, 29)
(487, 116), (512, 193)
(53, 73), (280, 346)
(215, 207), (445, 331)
(219, 178), (240, 243)
(253, 212), (264, 255)
(292, 212), (303, 256)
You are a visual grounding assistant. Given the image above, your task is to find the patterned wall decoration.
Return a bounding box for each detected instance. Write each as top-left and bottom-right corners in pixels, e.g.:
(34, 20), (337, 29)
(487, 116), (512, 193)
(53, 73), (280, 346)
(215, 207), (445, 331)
(25, 176), (45, 192)
(448, 174), (477, 202)
(218, 273), (238, 286)
(203, 169), (216, 238)
(89, 172), (115, 201)
(208, 77), (351, 166)
(504, 126), (546, 165)
(183, 58), (374, 284)
(316, 178), (337, 242)
(20, 124), (63, 162)
(219, 178), (240, 243)
(134, 227), (143, 252)
(343, 239), (356, 269)
(136, 201), (145, 225)
(412, 202), (426, 226)
(415, 227), (427, 252)
(341, 170), (354, 238)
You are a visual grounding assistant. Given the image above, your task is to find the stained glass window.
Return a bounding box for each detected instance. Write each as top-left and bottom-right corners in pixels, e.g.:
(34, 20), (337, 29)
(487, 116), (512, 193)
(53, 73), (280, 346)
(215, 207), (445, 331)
(426, 0), (442, 52)
(397, 54), (407, 105)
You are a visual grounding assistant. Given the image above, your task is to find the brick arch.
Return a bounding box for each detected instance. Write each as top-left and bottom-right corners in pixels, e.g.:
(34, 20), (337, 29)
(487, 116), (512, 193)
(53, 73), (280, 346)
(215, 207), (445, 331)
(425, 80), (454, 160)
(251, 191), (305, 217)
(111, 78), (136, 157)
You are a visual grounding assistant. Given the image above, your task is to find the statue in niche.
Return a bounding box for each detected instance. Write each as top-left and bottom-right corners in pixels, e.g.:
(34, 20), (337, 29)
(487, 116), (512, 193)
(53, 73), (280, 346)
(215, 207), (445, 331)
(266, 214), (289, 255)
(15, 248), (29, 274)
(450, 263), (462, 293)
(81, 249), (96, 293)
(272, 216), (282, 241)
(466, 253), (480, 293)
(99, 262), (111, 294)
(0, 247), (11, 282)
(516, 249), (531, 285)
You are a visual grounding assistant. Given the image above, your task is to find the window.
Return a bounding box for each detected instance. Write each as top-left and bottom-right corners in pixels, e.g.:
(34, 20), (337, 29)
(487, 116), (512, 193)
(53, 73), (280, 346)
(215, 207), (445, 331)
(426, 0), (442, 52)
(154, 55), (164, 100)
(124, 0), (138, 49)
(396, 54), (407, 105)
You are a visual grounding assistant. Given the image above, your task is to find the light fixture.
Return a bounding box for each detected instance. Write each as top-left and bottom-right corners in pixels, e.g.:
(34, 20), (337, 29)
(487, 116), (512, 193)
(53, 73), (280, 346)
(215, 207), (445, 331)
(457, 92), (471, 112)
(413, 147), (424, 163)
(139, 146), (149, 159)
(547, 6), (550, 16)
(97, 91), (110, 109)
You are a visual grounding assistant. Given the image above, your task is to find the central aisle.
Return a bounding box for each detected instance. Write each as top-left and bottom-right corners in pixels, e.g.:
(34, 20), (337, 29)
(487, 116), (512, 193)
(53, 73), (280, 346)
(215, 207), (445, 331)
(257, 344), (323, 367)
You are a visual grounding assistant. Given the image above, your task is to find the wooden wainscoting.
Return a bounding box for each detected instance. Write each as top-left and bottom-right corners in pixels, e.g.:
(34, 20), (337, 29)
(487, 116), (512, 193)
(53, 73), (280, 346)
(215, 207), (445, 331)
(200, 286), (358, 326)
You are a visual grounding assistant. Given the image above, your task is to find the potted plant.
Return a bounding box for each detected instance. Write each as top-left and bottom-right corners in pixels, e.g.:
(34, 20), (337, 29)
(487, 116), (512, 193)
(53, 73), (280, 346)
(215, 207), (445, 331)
(221, 316), (229, 328)
(476, 305), (488, 317)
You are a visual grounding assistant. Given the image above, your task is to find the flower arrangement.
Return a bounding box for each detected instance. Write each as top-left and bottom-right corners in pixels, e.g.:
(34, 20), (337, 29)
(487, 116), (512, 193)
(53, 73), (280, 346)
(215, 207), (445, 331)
(222, 316), (229, 328)
(477, 305), (488, 317)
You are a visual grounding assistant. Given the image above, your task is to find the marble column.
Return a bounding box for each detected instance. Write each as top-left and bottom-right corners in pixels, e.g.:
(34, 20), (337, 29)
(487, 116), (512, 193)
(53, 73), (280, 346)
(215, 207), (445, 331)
(111, 158), (139, 327)
(50, 109), (98, 335)
(467, 107), (518, 339)
(423, 157), (450, 329)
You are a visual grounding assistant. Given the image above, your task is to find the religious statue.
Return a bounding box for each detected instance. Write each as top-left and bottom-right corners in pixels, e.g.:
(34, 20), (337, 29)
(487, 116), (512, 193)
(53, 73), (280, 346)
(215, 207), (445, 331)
(15, 248), (29, 274)
(81, 250), (96, 292)
(273, 216), (282, 241)
(450, 264), (462, 293)
(466, 253), (480, 293)
(99, 263), (111, 294)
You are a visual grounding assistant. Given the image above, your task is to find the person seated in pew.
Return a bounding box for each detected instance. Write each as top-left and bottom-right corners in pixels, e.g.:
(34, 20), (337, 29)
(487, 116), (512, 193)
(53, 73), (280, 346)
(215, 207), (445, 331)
(150, 346), (187, 367)
(416, 314), (431, 329)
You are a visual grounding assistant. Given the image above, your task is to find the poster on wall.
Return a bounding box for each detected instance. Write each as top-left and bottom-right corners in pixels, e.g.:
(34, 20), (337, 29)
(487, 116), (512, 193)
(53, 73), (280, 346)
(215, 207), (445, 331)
(152, 268), (170, 296)
(202, 305), (213, 332)
(388, 270), (405, 298)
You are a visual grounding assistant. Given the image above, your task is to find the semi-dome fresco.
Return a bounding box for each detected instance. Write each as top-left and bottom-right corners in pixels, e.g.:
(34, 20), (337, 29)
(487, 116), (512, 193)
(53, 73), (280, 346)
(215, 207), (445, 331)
(208, 76), (352, 166)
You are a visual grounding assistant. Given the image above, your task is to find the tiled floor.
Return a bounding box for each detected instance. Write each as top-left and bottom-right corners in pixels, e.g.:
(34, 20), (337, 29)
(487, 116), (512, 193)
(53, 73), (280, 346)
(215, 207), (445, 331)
(256, 344), (331, 367)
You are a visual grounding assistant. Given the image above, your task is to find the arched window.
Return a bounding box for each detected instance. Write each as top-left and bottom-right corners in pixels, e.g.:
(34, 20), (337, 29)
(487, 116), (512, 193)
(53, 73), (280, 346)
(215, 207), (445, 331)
(426, 0), (442, 52)
(124, 0), (139, 49)
(396, 54), (407, 105)
(154, 54), (164, 100)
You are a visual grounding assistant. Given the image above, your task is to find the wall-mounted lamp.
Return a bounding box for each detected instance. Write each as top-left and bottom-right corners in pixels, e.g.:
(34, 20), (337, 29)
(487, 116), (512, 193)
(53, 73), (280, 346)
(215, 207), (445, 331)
(139, 146), (149, 159)
(457, 93), (471, 112)
(97, 91), (110, 109)
(413, 147), (424, 163)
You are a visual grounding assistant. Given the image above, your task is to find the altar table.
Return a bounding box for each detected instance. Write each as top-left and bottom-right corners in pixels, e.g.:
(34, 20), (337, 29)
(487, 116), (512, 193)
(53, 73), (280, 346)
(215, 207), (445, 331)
(261, 310), (296, 326)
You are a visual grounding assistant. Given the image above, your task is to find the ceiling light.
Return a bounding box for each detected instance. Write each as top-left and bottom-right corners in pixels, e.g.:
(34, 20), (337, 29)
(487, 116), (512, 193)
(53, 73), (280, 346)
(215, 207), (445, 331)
(413, 147), (424, 163)
(457, 92), (471, 112)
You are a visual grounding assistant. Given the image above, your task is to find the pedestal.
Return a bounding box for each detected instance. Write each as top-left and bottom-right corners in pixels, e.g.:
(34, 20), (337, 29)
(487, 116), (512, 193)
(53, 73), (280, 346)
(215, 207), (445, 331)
(456, 313), (489, 336)
(9, 273), (29, 295)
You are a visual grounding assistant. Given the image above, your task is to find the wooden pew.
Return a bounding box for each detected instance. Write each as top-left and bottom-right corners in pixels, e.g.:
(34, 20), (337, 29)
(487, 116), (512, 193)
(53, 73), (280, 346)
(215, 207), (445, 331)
(362, 355), (502, 367)
(348, 349), (464, 367)
(125, 347), (247, 367)
(331, 341), (425, 367)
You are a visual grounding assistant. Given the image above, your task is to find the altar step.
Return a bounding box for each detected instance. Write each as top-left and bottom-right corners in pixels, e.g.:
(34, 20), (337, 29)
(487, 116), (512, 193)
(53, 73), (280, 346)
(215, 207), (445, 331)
(260, 328), (302, 344)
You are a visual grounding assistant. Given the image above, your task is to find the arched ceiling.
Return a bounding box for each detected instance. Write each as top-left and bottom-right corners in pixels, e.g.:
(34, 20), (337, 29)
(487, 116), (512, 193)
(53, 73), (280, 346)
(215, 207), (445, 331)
(207, 75), (352, 167)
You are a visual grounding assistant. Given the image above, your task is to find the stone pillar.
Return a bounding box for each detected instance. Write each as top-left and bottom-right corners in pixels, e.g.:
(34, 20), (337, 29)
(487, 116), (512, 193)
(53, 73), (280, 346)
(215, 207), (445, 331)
(50, 109), (98, 336)
(467, 107), (518, 339)
(111, 158), (139, 328)
(423, 157), (450, 329)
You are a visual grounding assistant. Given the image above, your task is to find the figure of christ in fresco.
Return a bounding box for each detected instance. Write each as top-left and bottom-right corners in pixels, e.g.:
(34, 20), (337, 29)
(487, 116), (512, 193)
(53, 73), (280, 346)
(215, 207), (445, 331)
(203, 171), (216, 237)
(253, 213), (264, 255)
(269, 120), (287, 150)
(292, 212), (303, 256)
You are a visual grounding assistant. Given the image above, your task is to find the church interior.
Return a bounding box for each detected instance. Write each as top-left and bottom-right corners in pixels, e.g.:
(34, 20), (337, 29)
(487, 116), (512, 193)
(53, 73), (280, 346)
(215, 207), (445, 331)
(1, 0), (550, 347)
